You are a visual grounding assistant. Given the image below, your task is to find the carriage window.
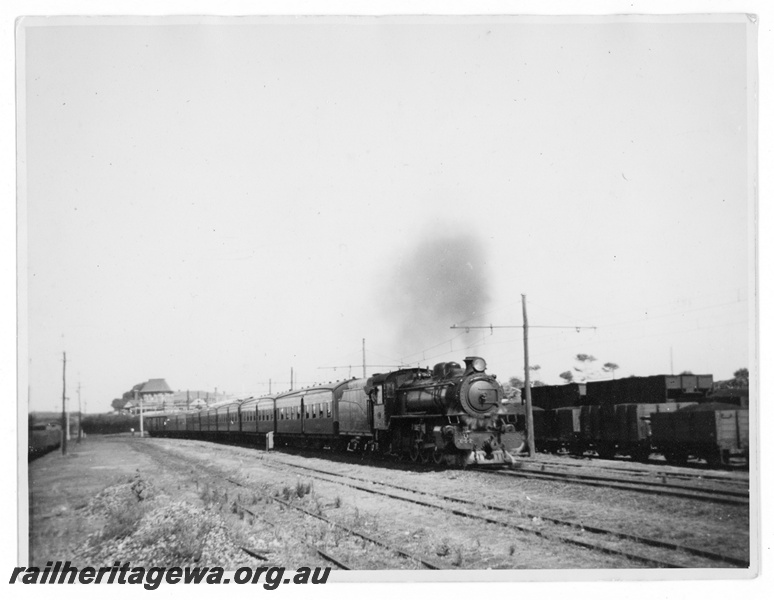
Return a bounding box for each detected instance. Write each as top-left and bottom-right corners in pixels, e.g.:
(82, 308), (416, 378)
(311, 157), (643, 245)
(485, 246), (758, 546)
(326, 402), (331, 418)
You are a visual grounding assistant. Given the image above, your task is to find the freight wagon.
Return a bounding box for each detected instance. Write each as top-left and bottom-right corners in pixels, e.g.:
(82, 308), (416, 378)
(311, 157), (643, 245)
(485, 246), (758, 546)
(527, 375), (750, 466)
(650, 402), (749, 466)
(584, 374), (713, 406)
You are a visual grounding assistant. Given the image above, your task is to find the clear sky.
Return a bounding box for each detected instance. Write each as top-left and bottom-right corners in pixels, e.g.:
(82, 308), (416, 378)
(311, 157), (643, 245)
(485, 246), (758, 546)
(18, 15), (754, 413)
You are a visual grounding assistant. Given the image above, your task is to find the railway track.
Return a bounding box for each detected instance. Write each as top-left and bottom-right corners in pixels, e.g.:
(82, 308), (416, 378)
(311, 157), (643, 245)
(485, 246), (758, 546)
(253, 453), (749, 569)
(238, 505), (353, 570)
(228, 481), (444, 569)
(135, 440), (446, 570)
(527, 456), (750, 484)
(233, 440), (748, 505)
(484, 464), (749, 506)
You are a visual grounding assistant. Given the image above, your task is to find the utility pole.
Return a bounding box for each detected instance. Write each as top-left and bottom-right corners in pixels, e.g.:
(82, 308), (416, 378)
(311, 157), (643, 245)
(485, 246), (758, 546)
(670, 346), (674, 374)
(522, 295), (535, 458)
(269, 379), (272, 394)
(362, 338), (366, 379)
(77, 381), (82, 443)
(450, 296), (596, 460)
(61, 352), (67, 455)
(290, 368), (294, 391)
(135, 388), (144, 438)
(65, 397), (71, 441)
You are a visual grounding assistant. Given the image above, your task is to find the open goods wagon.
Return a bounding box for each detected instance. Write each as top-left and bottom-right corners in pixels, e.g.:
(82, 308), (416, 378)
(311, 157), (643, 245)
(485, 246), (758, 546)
(584, 374), (713, 406)
(650, 402), (749, 466)
(527, 383), (586, 410)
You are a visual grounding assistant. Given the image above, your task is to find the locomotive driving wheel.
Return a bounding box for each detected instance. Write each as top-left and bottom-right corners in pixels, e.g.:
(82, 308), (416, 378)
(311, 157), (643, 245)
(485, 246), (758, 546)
(432, 447), (445, 464)
(408, 444), (420, 462)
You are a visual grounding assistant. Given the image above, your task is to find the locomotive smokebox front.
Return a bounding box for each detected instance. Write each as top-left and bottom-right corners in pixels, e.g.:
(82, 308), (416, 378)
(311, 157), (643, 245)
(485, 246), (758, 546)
(460, 377), (502, 417)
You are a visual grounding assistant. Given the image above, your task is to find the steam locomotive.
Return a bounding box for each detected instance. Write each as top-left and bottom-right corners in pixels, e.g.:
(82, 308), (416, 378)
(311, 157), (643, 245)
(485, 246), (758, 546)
(146, 356), (525, 466)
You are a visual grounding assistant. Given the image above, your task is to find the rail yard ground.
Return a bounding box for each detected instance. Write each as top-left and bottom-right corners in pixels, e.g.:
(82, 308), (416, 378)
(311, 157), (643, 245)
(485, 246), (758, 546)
(28, 435), (751, 575)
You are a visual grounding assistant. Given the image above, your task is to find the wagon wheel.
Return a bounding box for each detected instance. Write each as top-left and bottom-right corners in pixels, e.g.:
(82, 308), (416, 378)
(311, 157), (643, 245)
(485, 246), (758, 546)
(408, 444), (420, 462)
(630, 447), (652, 463)
(705, 449), (724, 468)
(663, 449), (688, 465)
(597, 443), (616, 460)
(568, 443), (584, 457)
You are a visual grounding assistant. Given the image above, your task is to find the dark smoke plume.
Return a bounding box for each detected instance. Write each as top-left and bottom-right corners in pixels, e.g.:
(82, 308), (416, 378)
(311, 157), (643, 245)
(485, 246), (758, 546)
(383, 229), (491, 357)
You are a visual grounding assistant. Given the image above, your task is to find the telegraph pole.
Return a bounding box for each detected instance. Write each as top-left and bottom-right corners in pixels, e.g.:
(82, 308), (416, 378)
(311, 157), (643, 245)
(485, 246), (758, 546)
(362, 338), (366, 378)
(522, 295), (535, 458)
(450, 295), (596, 460)
(135, 388), (144, 438)
(670, 346), (674, 374)
(61, 352), (67, 455)
(77, 381), (82, 443)
(65, 397), (71, 441)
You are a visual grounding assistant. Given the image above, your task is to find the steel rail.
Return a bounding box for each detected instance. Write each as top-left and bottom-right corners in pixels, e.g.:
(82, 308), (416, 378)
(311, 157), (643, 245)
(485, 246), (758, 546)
(485, 468), (748, 506)
(251, 460), (692, 568)
(258, 456), (749, 569)
(525, 457), (749, 483)
(226, 478), (445, 570)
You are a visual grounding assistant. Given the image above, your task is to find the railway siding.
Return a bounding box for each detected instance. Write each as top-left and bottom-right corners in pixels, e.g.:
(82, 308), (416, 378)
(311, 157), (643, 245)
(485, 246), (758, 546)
(29, 435), (750, 571)
(145, 437), (751, 569)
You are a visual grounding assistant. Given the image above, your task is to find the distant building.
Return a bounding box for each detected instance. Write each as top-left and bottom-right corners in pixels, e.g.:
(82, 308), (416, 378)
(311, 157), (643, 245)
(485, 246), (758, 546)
(115, 382), (232, 414)
(166, 390), (230, 411)
(122, 379), (174, 414)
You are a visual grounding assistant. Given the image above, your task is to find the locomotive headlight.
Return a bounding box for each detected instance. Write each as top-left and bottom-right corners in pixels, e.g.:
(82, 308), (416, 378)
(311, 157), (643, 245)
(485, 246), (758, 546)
(472, 357), (487, 372)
